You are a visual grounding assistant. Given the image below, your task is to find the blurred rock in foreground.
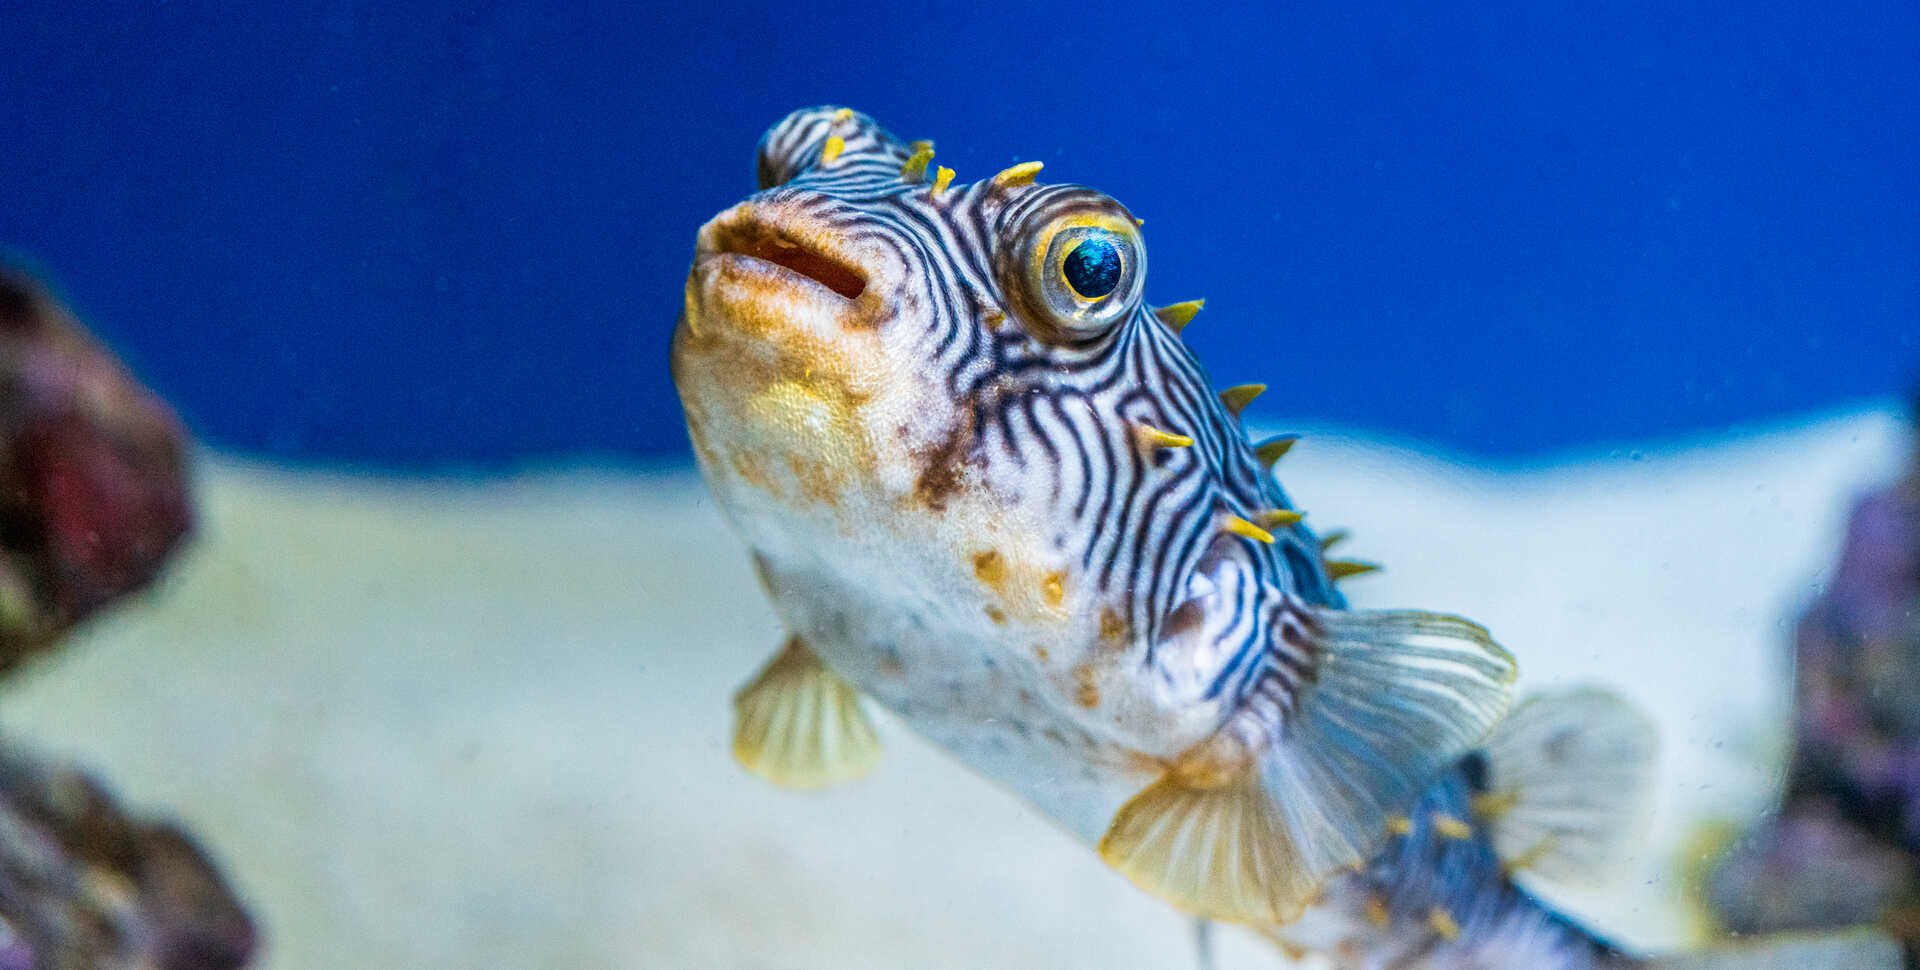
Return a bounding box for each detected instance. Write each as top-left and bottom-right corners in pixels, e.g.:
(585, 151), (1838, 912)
(0, 267), (193, 675)
(1704, 389), (1920, 953)
(0, 741), (254, 970)
(0, 265), (246, 969)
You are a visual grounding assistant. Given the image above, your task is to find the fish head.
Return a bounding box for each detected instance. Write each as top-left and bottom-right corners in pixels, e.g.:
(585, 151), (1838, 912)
(672, 107), (1338, 754)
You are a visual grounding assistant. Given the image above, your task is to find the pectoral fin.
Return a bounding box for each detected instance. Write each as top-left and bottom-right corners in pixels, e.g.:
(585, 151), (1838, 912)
(732, 638), (881, 789)
(1474, 686), (1657, 886)
(1100, 606), (1516, 925)
(1099, 758), (1312, 926)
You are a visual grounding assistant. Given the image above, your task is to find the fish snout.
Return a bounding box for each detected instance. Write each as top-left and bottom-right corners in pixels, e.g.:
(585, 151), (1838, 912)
(683, 194), (900, 348)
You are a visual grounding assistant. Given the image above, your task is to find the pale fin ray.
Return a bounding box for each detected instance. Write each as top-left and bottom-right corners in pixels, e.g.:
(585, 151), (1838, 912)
(732, 638), (881, 789)
(1100, 608), (1515, 925)
(1479, 686), (1657, 886)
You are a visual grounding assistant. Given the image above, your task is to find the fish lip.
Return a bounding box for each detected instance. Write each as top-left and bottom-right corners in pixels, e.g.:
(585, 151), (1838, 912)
(692, 250), (856, 308)
(693, 207), (870, 304)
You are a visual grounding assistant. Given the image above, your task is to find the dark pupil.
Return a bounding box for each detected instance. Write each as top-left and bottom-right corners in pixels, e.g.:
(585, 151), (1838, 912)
(1063, 238), (1122, 299)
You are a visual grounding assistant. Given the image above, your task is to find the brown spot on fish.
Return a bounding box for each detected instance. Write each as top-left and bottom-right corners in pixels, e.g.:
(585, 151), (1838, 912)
(1033, 644), (1049, 663)
(1074, 664), (1100, 708)
(1098, 607), (1129, 645)
(787, 454), (845, 504)
(972, 550), (1007, 588)
(910, 411), (978, 511)
(985, 605), (1007, 625)
(730, 450), (774, 493)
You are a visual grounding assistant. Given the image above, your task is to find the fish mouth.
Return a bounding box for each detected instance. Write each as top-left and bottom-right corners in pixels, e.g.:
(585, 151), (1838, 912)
(694, 208), (869, 303)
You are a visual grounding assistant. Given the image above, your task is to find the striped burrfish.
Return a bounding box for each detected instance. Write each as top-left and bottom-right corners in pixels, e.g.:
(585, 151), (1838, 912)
(669, 106), (1897, 970)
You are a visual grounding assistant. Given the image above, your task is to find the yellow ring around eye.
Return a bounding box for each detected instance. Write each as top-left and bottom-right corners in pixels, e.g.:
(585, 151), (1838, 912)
(1027, 214), (1141, 304)
(1056, 234), (1124, 301)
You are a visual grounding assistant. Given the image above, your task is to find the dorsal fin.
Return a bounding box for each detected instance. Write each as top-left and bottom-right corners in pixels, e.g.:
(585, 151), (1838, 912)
(1473, 686), (1657, 887)
(1098, 605), (1515, 925)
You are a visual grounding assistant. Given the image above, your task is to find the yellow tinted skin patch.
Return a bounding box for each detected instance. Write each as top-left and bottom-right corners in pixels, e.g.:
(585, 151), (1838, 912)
(1041, 571), (1066, 608)
(786, 453), (845, 505)
(972, 550), (1008, 588)
(747, 380), (867, 481)
(1074, 664), (1100, 708)
(729, 450), (774, 495)
(675, 313), (881, 528)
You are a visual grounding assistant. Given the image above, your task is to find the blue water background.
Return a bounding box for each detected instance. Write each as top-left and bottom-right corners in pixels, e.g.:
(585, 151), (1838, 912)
(4, 1), (1915, 469)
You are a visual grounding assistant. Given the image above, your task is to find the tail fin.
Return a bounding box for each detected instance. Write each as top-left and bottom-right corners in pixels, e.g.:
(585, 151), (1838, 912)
(1639, 929), (1904, 970)
(1475, 686), (1658, 888)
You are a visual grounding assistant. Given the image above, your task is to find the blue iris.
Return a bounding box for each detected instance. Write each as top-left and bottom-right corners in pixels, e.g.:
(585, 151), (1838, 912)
(1062, 237), (1122, 299)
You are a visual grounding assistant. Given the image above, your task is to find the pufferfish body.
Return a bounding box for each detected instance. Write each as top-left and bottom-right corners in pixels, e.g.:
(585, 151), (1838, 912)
(670, 107), (1898, 970)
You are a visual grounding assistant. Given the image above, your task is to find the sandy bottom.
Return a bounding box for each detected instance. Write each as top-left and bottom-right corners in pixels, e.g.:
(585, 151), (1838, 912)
(0, 409), (1904, 969)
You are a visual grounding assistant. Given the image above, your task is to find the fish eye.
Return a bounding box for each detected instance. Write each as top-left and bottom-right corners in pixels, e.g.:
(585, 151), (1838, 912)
(1000, 205), (1145, 343)
(1062, 237), (1122, 299)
